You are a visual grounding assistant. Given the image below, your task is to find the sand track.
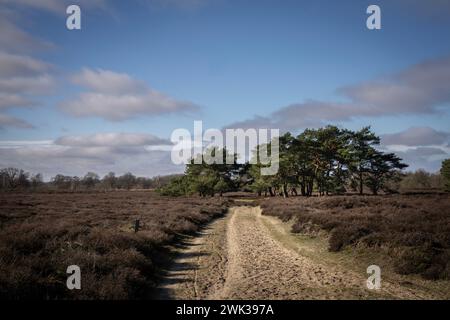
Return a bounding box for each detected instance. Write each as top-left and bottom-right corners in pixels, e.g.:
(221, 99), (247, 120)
(158, 205), (437, 299)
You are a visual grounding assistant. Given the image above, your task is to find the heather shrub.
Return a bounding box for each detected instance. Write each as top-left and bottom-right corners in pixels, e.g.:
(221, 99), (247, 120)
(0, 191), (229, 299)
(261, 194), (450, 279)
(328, 225), (373, 252)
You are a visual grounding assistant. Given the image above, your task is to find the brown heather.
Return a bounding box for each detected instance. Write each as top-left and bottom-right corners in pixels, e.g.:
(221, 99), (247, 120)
(260, 194), (450, 280)
(0, 191), (229, 299)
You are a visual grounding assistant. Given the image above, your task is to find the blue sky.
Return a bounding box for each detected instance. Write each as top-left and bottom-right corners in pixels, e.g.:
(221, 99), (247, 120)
(0, 0), (449, 178)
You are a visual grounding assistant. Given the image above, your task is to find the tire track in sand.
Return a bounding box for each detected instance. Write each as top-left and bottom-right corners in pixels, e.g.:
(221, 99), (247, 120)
(159, 206), (437, 300)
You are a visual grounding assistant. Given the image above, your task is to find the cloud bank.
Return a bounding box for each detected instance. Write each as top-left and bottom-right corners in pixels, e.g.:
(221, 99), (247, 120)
(0, 132), (181, 179)
(380, 127), (450, 172)
(226, 55), (450, 131)
(381, 127), (450, 147)
(59, 68), (200, 121)
(55, 132), (172, 147)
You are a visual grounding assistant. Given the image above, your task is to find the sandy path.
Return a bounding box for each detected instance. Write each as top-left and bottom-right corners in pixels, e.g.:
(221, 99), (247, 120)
(158, 214), (230, 299)
(158, 206), (438, 299)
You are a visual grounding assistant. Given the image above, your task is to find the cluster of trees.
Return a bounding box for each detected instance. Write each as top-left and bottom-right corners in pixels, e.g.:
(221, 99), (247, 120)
(0, 168), (44, 190)
(160, 126), (418, 197)
(50, 172), (161, 191)
(250, 126), (410, 196)
(159, 149), (250, 197)
(397, 169), (443, 191)
(0, 168), (178, 192)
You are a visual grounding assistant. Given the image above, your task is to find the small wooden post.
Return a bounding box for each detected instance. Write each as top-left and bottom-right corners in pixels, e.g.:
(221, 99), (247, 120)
(134, 219), (140, 233)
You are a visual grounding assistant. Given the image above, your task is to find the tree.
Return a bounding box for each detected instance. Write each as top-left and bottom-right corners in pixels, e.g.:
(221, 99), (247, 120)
(185, 147), (242, 197)
(249, 141), (280, 196)
(441, 159), (450, 192)
(102, 172), (116, 191)
(249, 177), (271, 196)
(30, 173), (44, 189)
(364, 151), (408, 195)
(276, 133), (297, 197)
(191, 168), (218, 197)
(157, 176), (190, 196)
(0, 168), (32, 190)
(82, 172), (100, 189)
(52, 174), (72, 190)
(347, 127), (380, 195)
(118, 172), (136, 190)
(214, 178), (228, 197)
(305, 126), (351, 196)
(400, 170), (438, 190)
(1, 168), (20, 189)
(17, 170), (30, 189)
(291, 133), (315, 196)
(71, 176), (81, 191)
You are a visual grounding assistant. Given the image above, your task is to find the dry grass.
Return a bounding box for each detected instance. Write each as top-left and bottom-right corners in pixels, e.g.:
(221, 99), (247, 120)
(0, 191), (229, 299)
(260, 194), (450, 280)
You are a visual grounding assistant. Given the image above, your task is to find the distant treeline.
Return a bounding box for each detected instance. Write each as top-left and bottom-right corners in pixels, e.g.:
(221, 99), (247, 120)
(160, 126), (450, 197)
(0, 168), (180, 192)
(0, 166), (443, 194)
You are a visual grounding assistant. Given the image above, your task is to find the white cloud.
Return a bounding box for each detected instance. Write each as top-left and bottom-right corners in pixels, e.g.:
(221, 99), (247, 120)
(0, 114), (33, 129)
(71, 68), (147, 94)
(0, 74), (55, 95)
(0, 143), (182, 179)
(0, 52), (56, 126)
(60, 68), (200, 121)
(0, 13), (54, 54)
(0, 140), (52, 148)
(340, 55), (450, 115)
(384, 146), (449, 173)
(225, 100), (377, 131)
(378, 127), (450, 172)
(0, 51), (52, 78)
(227, 55), (450, 132)
(0, 132), (183, 178)
(381, 127), (450, 147)
(55, 132), (172, 147)
(0, 44), (56, 127)
(0, 94), (34, 109)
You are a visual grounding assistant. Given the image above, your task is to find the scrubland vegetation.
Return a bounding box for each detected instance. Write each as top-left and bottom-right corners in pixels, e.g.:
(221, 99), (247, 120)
(260, 194), (450, 280)
(0, 192), (229, 299)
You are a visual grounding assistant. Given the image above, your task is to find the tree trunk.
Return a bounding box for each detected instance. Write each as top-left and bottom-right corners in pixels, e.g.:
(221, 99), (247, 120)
(306, 181), (312, 196)
(268, 187), (275, 197)
(282, 184), (289, 198)
(359, 172), (363, 195)
(300, 182), (306, 196)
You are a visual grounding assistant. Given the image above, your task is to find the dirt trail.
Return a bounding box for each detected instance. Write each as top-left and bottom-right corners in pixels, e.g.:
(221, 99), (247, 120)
(158, 205), (438, 299)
